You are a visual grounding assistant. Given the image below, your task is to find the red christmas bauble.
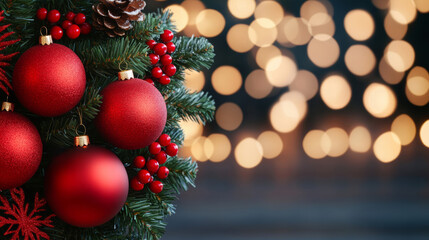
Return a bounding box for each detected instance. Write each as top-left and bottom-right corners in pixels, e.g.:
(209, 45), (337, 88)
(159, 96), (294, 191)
(13, 43), (86, 117)
(95, 78), (167, 149)
(45, 146), (129, 228)
(0, 110), (42, 190)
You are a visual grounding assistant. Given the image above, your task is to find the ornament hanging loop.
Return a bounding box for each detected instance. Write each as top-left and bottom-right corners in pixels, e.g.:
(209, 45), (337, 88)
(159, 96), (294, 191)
(74, 108), (90, 147)
(40, 26), (48, 36)
(39, 26), (53, 46)
(118, 59), (128, 71)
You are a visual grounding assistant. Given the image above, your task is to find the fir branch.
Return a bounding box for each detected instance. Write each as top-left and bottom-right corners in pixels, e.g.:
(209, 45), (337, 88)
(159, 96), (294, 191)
(128, 10), (174, 42)
(164, 157), (198, 194)
(173, 36), (215, 71)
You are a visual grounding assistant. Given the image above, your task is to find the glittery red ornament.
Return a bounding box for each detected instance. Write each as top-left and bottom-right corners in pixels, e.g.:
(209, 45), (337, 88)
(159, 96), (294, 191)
(45, 143), (129, 228)
(12, 38), (86, 117)
(0, 104), (43, 190)
(95, 70), (167, 149)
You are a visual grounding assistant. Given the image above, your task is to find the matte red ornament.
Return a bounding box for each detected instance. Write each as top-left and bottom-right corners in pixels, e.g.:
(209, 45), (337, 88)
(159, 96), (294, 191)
(166, 42), (176, 54)
(149, 181), (163, 194)
(160, 54), (172, 66)
(134, 156), (146, 168)
(155, 151), (167, 164)
(166, 143), (178, 156)
(151, 67), (163, 78)
(47, 9), (60, 23)
(130, 177), (144, 191)
(138, 170), (152, 184)
(36, 8), (47, 20)
(95, 74), (167, 149)
(157, 166), (169, 179)
(50, 26), (63, 40)
(160, 29), (174, 43)
(13, 42), (86, 117)
(149, 53), (159, 65)
(158, 134), (171, 146)
(149, 142), (161, 155)
(0, 109), (43, 190)
(153, 43), (167, 56)
(146, 159), (159, 174)
(159, 75), (170, 85)
(163, 64), (176, 77)
(45, 145), (129, 228)
(80, 22), (92, 35)
(66, 24), (80, 39)
(74, 13), (86, 25)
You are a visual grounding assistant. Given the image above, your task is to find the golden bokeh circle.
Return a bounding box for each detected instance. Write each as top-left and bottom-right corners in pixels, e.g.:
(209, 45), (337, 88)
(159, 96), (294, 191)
(373, 132), (401, 163)
(363, 83), (397, 118)
(235, 138), (264, 168)
(196, 9), (226, 38)
(320, 75), (352, 110)
(211, 66), (242, 95)
(215, 102), (243, 131)
(344, 9), (375, 41)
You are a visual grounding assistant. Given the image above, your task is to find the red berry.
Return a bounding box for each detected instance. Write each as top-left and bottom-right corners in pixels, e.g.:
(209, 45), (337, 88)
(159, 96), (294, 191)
(133, 156), (146, 168)
(80, 22), (92, 35)
(166, 143), (178, 156)
(146, 159), (160, 174)
(131, 177), (144, 191)
(47, 9), (61, 23)
(61, 20), (73, 30)
(149, 53), (159, 65)
(160, 29), (174, 43)
(149, 181), (163, 194)
(149, 142), (162, 155)
(160, 54), (173, 66)
(144, 78), (155, 85)
(157, 166), (170, 179)
(158, 134), (171, 146)
(146, 40), (157, 49)
(138, 170), (152, 184)
(153, 43), (167, 56)
(66, 24), (80, 39)
(159, 75), (171, 85)
(151, 67), (163, 78)
(50, 26), (63, 40)
(36, 8), (48, 20)
(155, 151), (167, 164)
(163, 64), (176, 77)
(65, 11), (76, 21)
(166, 42), (176, 53)
(74, 13), (86, 25)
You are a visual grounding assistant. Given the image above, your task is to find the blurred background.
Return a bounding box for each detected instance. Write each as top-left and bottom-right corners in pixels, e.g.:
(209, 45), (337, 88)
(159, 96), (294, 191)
(146, 0), (429, 239)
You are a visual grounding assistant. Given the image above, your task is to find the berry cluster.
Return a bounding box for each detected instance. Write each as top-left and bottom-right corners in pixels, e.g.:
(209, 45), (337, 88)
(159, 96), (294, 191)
(36, 8), (91, 40)
(145, 30), (177, 86)
(130, 134), (179, 194)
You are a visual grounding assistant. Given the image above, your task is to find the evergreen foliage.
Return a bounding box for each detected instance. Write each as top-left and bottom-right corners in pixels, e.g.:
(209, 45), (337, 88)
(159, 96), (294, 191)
(0, 0), (215, 239)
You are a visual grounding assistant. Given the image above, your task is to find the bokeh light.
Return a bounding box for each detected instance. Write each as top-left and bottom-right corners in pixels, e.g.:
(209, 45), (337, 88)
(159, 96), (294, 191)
(270, 91), (307, 133)
(420, 120), (429, 148)
(389, 0), (417, 25)
(321, 128), (349, 157)
(256, 45), (281, 69)
(184, 69), (205, 92)
(244, 69), (273, 99)
(228, 0), (256, 19)
(211, 66), (242, 95)
(196, 9), (225, 38)
(165, 5), (188, 32)
(373, 132), (401, 163)
(406, 66), (429, 97)
(300, 0), (329, 22)
(344, 9), (375, 41)
(180, 120), (204, 146)
(283, 17), (312, 46)
(235, 138), (263, 168)
(206, 133), (231, 162)
(215, 102), (243, 131)
(391, 114), (416, 146)
(303, 130), (329, 159)
(254, 0), (284, 25)
(345, 45), (376, 76)
(308, 13), (335, 37)
(379, 56), (405, 85)
(289, 70), (319, 100)
(265, 55), (297, 87)
(248, 18), (278, 47)
(227, 24), (254, 53)
(181, 0), (205, 26)
(415, 0), (429, 13)
(191, 136), (210, 162)
(320, 75), (352, 110)
(349, 126), (372, 153)
(307, 35), (340, 68)
(384, 13), (408, 40)
(363, 83), (397, 118)
(385, 40), (415, 72)
(372, 0), (390, 10)
(257, 131), (283, 159)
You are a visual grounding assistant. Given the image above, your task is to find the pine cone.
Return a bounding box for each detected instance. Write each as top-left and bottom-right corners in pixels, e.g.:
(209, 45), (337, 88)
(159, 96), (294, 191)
(93, 0), (146, 37)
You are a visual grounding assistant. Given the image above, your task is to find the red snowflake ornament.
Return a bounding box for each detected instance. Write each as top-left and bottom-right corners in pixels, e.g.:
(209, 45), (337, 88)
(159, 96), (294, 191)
(0, 10), (20, 95)
(0, 188), (55, 240)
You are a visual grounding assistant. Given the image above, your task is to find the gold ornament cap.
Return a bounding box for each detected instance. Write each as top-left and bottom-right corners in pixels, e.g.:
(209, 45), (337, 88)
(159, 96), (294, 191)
(39, 35), (53, 46)
(1, 101), (14, 112)
(118, 70), (134, 81)
(75, 135), (90, 148)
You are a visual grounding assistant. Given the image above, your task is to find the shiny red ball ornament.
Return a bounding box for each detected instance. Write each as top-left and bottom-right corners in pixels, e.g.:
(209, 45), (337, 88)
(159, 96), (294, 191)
(146, 39), (156, 49)
(153, 43), (167, 56)
(151, 66), (163, 78)
(133, 156), (146, 168)
(13, 40), (86, 117)
(80, 22), (92, 35)
(130, 177), (144, 191)
(149, 53), (159, 65)
(74, 13), (86, 24)
(155, 151), (167, 164)
(45, 145), (129, 228)
(47, 9), (60, 23)
(166, 42), (176, 54)
(149, 142), (162, 155)
(163, 64), (176, 77)
(138, 170), (152, 184)
(66, 24), (80, 39)
(166, 143), (178, 156)
(159, 75), (170, 85)
(66, 12), (76, 21)
(0, 107), (43, 190)
(95, 72), (167, 149)
(157, 166), (169, 179)
(158, 134), (171, 146)
(160, 54), (172, 66)
(149, 181), (163, 194)
(146, 159), (159, 174)
(36, 8), (47, 20)
(160, 30), (174, 43)
(61, 20), (73, 30)
(50, 26), (63, 40)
